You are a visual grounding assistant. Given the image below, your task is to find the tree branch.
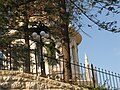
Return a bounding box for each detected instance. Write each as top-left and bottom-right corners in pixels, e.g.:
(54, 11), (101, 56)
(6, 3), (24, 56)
(69, 0), (120, 33)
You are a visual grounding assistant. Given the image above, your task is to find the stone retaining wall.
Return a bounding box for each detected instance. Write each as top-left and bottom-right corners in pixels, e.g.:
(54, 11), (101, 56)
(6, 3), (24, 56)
(0, 70), (86, 90)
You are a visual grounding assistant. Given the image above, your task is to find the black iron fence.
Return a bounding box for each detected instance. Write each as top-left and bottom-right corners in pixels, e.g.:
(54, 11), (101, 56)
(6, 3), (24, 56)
(74, 63), (120, 90)
(0, 48), (120, 89)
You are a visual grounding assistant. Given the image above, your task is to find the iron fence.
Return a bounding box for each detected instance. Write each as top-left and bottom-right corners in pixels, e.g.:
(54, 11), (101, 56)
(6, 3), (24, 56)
(0, 48), (120, 89)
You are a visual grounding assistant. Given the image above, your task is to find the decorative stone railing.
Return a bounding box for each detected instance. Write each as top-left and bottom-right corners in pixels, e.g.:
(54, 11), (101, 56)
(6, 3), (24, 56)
(0, 70), (87, 90)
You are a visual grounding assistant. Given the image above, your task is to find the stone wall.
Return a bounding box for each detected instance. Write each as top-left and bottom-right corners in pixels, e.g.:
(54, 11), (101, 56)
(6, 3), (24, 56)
(0, 70), (86, 90)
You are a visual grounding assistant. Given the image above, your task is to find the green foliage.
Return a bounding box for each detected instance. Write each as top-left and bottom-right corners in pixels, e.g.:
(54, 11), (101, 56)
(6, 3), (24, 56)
(0, 0), (120, 37)
(44, 39), (60, 66)
(10, 44), (29, 70)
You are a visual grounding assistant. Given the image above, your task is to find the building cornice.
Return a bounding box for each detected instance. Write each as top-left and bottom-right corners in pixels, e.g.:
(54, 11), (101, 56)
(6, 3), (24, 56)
(69, 29), (82, 45)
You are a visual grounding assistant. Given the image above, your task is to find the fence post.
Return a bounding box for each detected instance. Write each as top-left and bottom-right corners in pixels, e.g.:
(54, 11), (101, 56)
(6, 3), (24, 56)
(91, 64), (96, 88)
(9, 44), (12, 70)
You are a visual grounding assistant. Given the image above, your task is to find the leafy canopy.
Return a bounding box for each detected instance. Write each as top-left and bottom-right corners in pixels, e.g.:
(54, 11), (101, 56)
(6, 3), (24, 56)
(0, 0), (120, 34)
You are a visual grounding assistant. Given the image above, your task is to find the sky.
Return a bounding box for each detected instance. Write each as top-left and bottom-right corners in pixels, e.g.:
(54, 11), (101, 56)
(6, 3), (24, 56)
(78, 14), (120, 74)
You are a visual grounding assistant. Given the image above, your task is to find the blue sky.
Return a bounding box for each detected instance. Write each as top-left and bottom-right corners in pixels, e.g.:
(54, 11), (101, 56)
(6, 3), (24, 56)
(78, 16), (120, 74)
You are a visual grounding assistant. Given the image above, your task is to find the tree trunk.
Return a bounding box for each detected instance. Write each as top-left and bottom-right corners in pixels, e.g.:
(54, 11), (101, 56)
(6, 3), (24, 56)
(60, 0), (72, 82)
(24, 30), (30, 73)
(24, 4), (30, 73)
